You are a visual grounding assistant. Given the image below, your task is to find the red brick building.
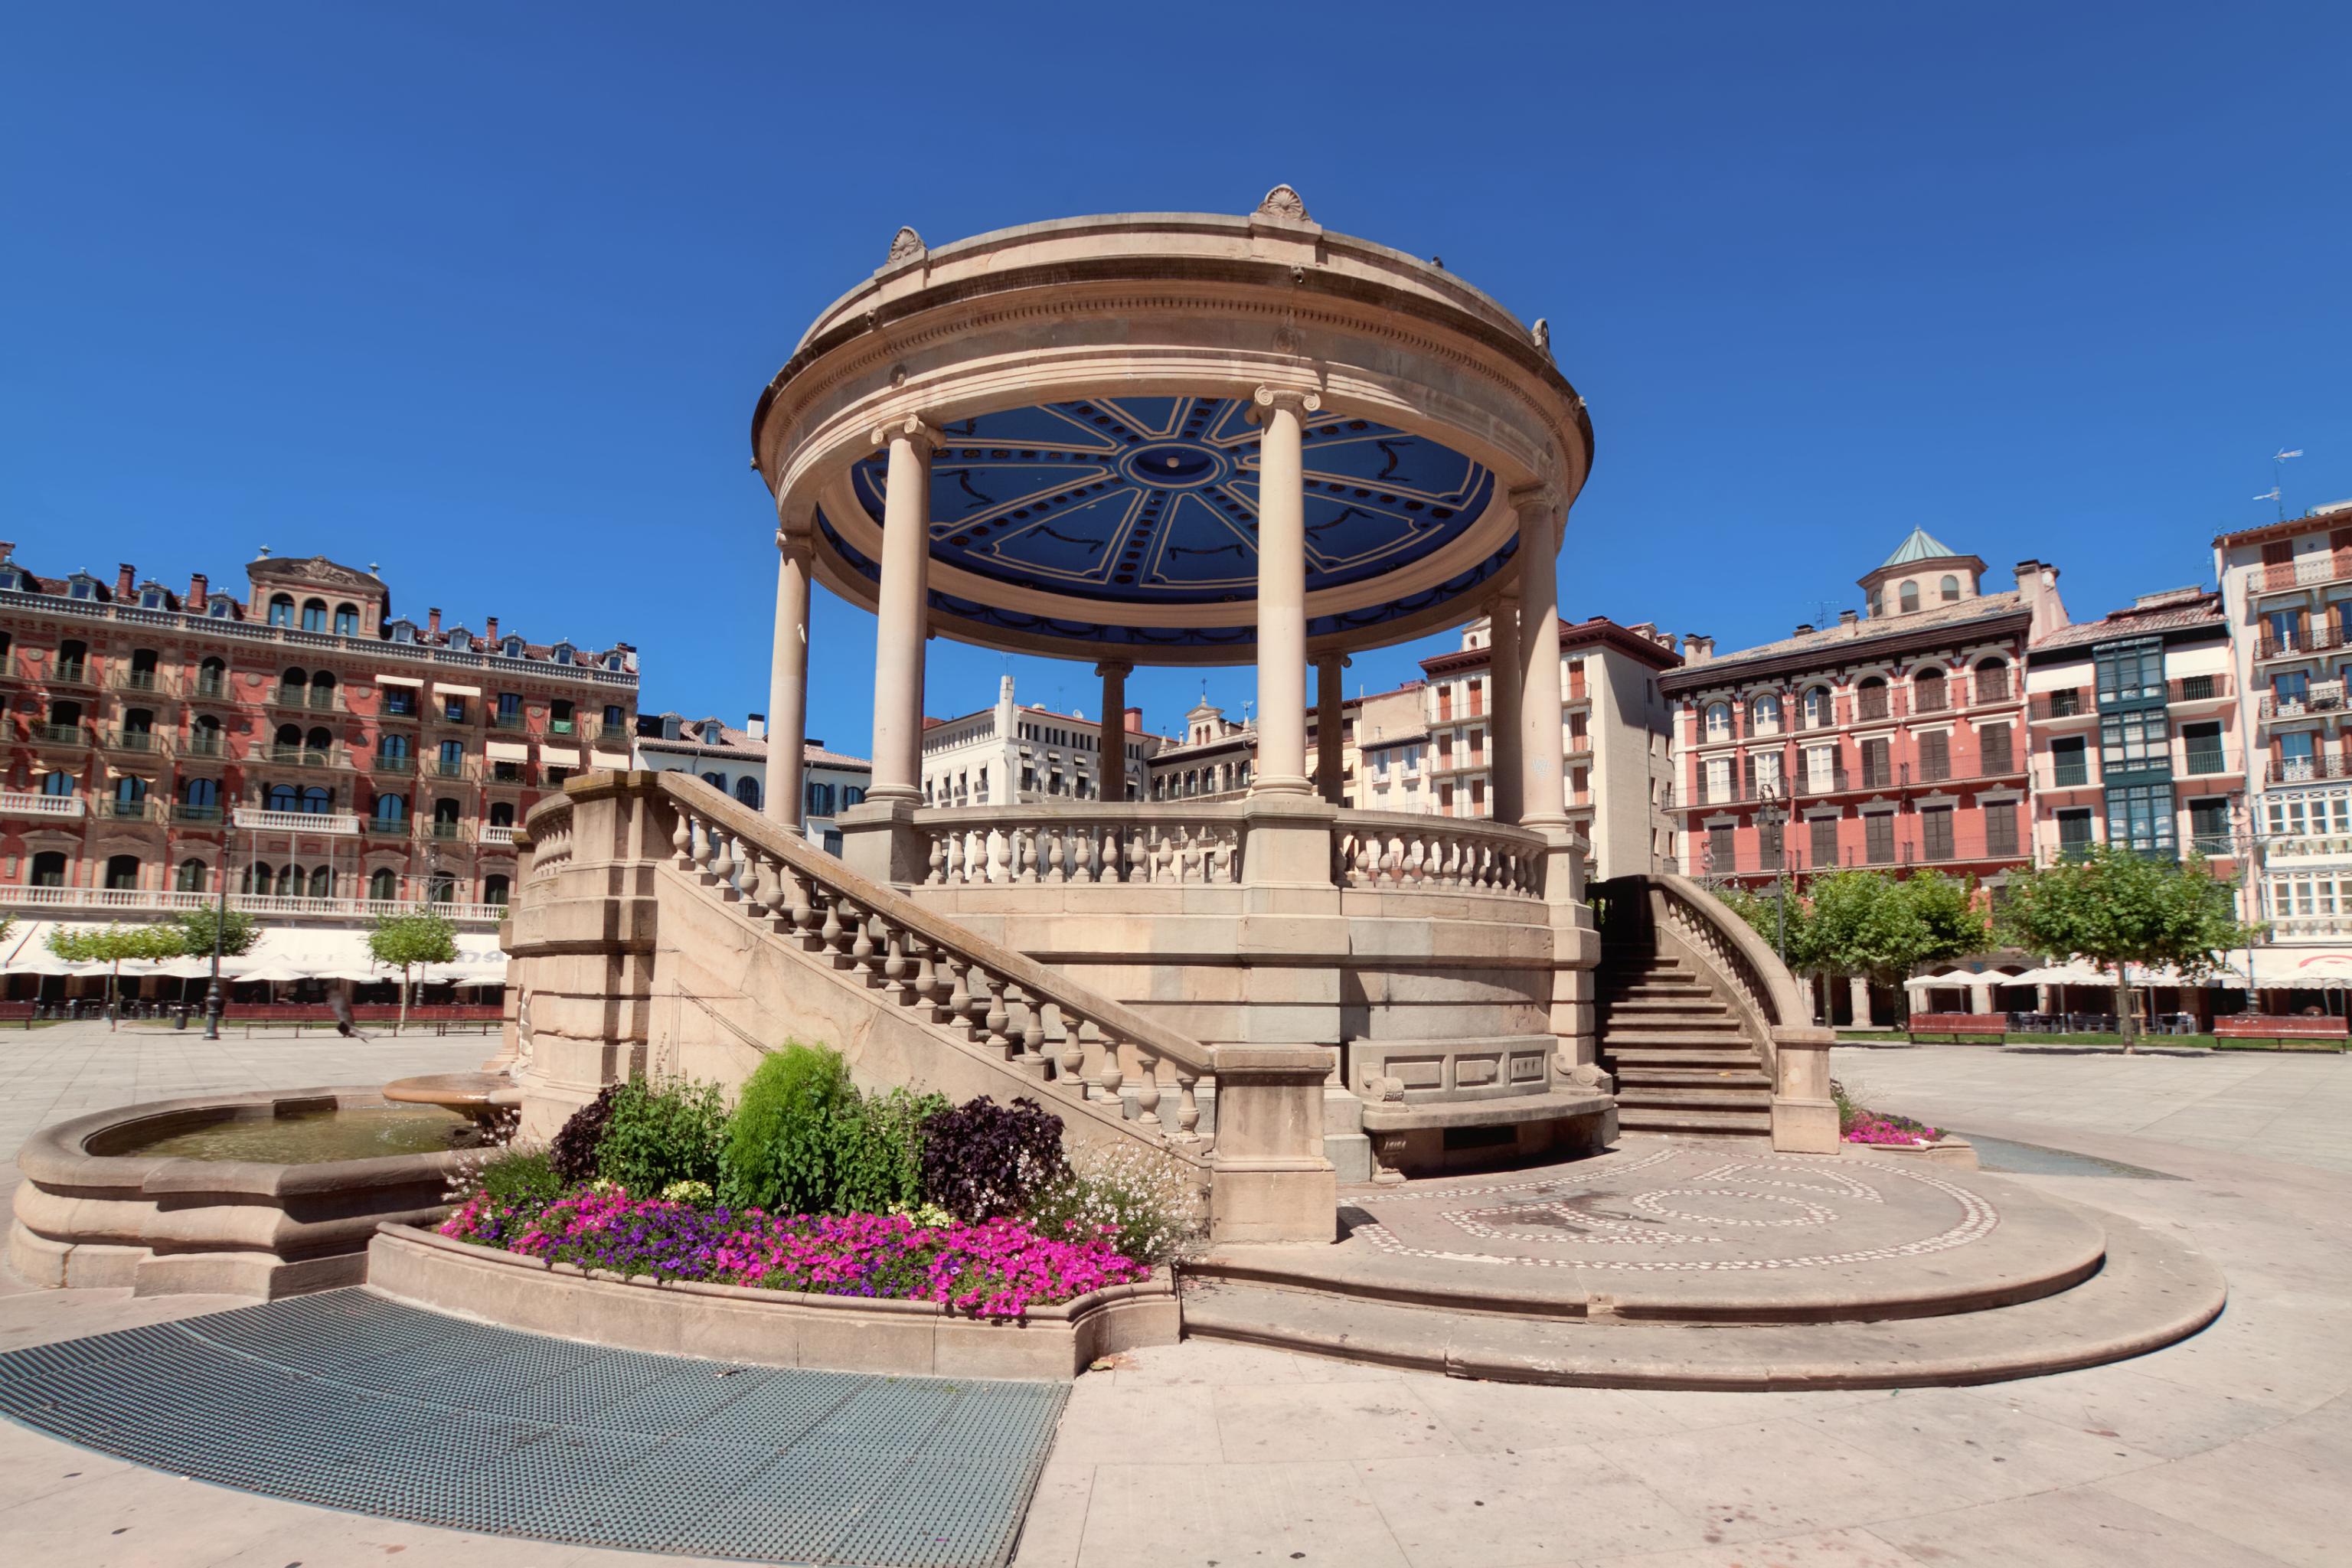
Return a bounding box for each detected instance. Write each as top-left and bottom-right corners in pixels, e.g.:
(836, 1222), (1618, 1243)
(1661, 531), (2066, 888)
(0, 548), (637, 933)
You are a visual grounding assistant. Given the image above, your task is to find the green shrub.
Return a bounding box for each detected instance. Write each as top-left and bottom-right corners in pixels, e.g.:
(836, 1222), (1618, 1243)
(1027, 1142), (1204, 1265)
(595, 1076), (729, 1197)
(720, 1044), (855, 1214)
(479, 1146), (564, 1210)
(833, 1086), (949, 1214)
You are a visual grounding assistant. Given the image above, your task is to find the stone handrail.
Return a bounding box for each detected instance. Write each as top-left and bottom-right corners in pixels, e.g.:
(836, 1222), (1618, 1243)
(527, 775), (1216, 1152)
(1647, 871), (1808, 1032)
(1334, 811), (1545, 899)
(912, 803), (1246, 887)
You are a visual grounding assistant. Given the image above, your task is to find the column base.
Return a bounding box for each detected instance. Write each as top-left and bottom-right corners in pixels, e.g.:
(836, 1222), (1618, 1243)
(837, 799), (925, 887)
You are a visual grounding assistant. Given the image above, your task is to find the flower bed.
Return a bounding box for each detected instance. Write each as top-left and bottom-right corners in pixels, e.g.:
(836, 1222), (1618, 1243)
(1844, 1113), (1942, 1147)
(439, 1187), (1149, 1318)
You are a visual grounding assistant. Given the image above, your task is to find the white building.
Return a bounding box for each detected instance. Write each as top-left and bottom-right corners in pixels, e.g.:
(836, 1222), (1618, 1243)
(634, 713), (871, 854)
(921, 675), (1165, 808)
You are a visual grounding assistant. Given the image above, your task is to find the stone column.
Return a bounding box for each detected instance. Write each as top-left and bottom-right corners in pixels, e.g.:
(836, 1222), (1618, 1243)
(1096, 661), (1131, 802)
(765, 521), (812, 832)
(1250, 386), (1318, 795)
(867, 416), (935, 804)
(1488, 586), (1524, 825)
(1848, 974), (1875, 1028)
(1515, 490), (1568, 830)
(1314, 653), (1347, 805)
(1208, 1044), (1338, 1245)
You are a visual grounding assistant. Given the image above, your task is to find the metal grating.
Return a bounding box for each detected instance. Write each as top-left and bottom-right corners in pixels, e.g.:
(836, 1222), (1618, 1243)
(0, 1290), (1069, 1566)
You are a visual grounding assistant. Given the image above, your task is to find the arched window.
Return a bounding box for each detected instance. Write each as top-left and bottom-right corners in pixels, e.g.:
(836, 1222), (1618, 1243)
(437, 739), (464, 775)
(30, 851), (67, 887)
(1704, 702), (1733, 741)
(243, 861), (271, 896)
(300, 786), (332, 815)
(1856, 675), (1891, 720)
(175, 858), (207, 893)
(307, 866), (333, 897)
(268, 782), (299, 812)
(333, 603), (358, 635)
(369, 867), (397, 903)
(274, 723), (302, 755)
(310, 671), (336, 706)
(844, 786), (865, 808)
(380, 733), (412, 765)
(182, 776), (218, 812)
(1940, 574), (1960, 603)
(305, 726), (334, 755)
(1913, 666), (1947, 712)
(57, 639), (87, 680)
(1802, 686), (1832, 729)
(279, 667), (306, 703)
(38, 771), (74, 797)
(488, 801), (514, 827)
(129, 648), (159, 688)
(191, 714), (221, 755)
(374, 793), (407, 824)
(702, 771), (727, 791)
(112, 776), (147, 817)
(427, 872), (455, 904)
(122, 707), (154, 742)
(1974, 657), (2010, 704)
(432, 798), (460, 838)
(198, 657), (227, 697)
(550, 700), (573, 733)
(807, 781), (835, 816)
(300, 598), (327, 632)
(105, 854), (140, 890)
(484, 874), (510, 907)
(1899, 580), (1920, 613)
(268, 594), (295, 628)
(1751, 694), (1781, 735)
(735, 776), (761, 808)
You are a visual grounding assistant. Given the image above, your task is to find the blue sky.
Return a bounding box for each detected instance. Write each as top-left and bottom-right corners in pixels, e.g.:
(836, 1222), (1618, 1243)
(5, 3), (2347, 746)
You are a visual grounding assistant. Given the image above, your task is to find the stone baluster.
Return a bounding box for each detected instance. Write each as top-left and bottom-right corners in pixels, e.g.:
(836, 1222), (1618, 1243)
(1015, 985), (1047, 1070)
(1053, 1002), (1082, 1085)
(926, 835), (946, 884)
(1042, 826), (1065, 884)
(671, 805), (694, 868)
(944, 952), (971, 1024)
(817, 889), (843, 951)
(710, 827), (738, 900)
(1017, 829), (1038, 884)
(1069, 825), (1095, 886)
(853, 910), (880, 978)
(982, 971), (1011, 1055)
(1094, 1028), (1125, 1109)
(881, 923), (910, 1000)
(910, 939), (936, 1007)
(1172, 1072), (1203, 1144)
(786, 864), (817, 939)
(1134, 1047), (1162, 1129)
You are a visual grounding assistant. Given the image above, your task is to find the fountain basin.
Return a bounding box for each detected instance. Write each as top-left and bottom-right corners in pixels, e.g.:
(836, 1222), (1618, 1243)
(11, 1087), (473, 1299)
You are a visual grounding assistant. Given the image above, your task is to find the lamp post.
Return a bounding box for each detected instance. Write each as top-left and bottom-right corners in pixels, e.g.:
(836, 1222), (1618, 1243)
(201, 822), (235, 1040)
(1758, 785), (1789, 963)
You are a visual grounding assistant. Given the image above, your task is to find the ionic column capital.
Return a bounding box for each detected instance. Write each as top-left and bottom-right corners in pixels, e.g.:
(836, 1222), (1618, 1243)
(1093, 659), (1134, 680)
(774, 515), (815, 560)
(1314, 652), (1351, 672)
(868, 414), (940, 457)
(1250, 385), (1323, 421)
(1509, 483), (1566, 519)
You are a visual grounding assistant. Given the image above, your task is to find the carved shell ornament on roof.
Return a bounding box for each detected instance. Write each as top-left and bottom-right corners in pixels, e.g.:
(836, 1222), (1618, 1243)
(885, 225), (926, 265)
(1256, 184), (1310, 221)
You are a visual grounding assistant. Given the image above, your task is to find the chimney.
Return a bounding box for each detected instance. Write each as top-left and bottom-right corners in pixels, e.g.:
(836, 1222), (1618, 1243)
(116, 564), (136, 599)
(1125, 705), (1143, 733)
(485, 616), (499, 642)
(1795, 622), (1815, 635)
(745, 713), (766, 740)
(2014, 560), (2069, 642)
(189, 571), (208, 606)
(1683, 635), (1714, 665)
(426, 606), (442, 637)
(1838, 609), (1859, 630)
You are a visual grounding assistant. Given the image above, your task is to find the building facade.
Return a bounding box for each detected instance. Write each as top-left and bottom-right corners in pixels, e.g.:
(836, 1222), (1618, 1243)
(0, 547), (636, 928)
(2215, 502), (2352, 945)
(1663, 531), (2061, 890)
(1419, 616), (1681, 880)
(633, 713), (872, 854)
(922, 675), (1163, 808)
(2023, 589), (2242, 885)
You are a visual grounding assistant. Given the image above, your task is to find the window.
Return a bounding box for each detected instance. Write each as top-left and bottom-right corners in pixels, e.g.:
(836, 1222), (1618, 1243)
(550, 700), (573, 734)
(105, 854), (140, 890)
(1810, 815), (1841, 870)
(2099, 710), (2169, 774)
(1973, 658), (2010, 704)
(1856, 678), (1890, 720)
(1706, 824), (1736, 873)
(1804, 743), (1838, 792)
(438, 739), (465, 776)
(701, 771), (727, 791)
(207, 595), (232, 618)
(1864, 812), (1896, 864)
(1978, 721), (2014, 776)
(2050, 735), (2089, 787)
(181, 776), (218, 816)
(1801, 687), (1831, 729)
(387, 619), (416, 644)
(489, 801), (514, 827)
(2278, 730), (2318, 781)
(1898, 580), (1919, 613)
(1860, 737), (1893, 789)
(38, 770), (74, 797)
(378, 733), (411, 765)
(1913, 668), (1947, 712)
(2177, 672), (2216, 701)
(1984, 800), (2019, 858)
(1751, 694), (1781, 735)
(807, 781), (835, 817)
(603, 704), (623, 730)
(552, 642), (575, 666)
(2053, 807), (2093, 857)
(309, 867), (335, 897)
(2182, 722), (2225, 776)
(1704, 756), (1733, 804)
(301, 599), (327, 632)
(1704, 702), (1731, 741)
(68, 575), (95, 601)
(844, 786), (864, 808)
(384, 684), (417, 717)
(1940, 574), (1960, 603)
(2189, 798), (2231, 856)
(176, 859), (207, 893)
(110, 776), (147, 818)
(2095, 639), (2164, 704)
(268, 594), (294, 628)
(30, 851), (66, 887)
(484, 875), (510, 907)
(334, 603), (358, 635)
(1922, 805), (1955, 861)
(427, 873), (455, 905)
(734, 776), (761, 808)
(497, 692), (522, 727)
(57, 639), (87, 681)
(2275, 669), (2311, 710)
(369, 868), (397, 902)
(1917, 731), (1950, 782)
(1758, 818), (1783, 871)
(502, 637), (524, 658)
(2107, 783), (2177, 856)
(198, 657), (227, 697)
(374, 795), (407, 824)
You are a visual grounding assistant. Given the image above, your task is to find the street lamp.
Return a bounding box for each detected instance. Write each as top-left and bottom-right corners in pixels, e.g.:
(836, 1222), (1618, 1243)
(1757, 785), (1789, 962)
(202, 821), (236, 1040)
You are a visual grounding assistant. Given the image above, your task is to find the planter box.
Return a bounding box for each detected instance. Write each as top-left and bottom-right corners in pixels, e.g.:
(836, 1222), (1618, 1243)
(1847, 1137), (1979, 1171)
(366, 1223), (1181, 1380)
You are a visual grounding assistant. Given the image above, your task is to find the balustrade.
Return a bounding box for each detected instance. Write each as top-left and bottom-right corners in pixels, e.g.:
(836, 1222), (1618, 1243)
(913, 805), (1245, 887)
(1334, 814), (1544, 897)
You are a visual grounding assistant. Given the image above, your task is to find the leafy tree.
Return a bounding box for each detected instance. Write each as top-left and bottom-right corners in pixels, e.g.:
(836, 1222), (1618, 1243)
(1999, 846), (2260, 1052)
(172, 907), (259, 962)
(46, 922), (185, 1028)
(1722, 870), (1989, 1024)
(368, 910), (458, 1033)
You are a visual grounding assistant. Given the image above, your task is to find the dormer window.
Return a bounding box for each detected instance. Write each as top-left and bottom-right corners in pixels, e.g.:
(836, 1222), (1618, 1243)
(446, 628), (472, 653)
(387, 618), (417, 645)
(604, 651), (626, 671)
(139, 585), (166, 609)
(502, 636), (524, 658)
(207, 593), (235, 619)
(0, 567), (19, 591)
(68, 574), (97, 601)
(551, 641), (575, 666)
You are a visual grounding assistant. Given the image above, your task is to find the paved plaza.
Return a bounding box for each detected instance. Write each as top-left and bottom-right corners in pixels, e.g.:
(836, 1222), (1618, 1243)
(0, 1038), (2344, 1565)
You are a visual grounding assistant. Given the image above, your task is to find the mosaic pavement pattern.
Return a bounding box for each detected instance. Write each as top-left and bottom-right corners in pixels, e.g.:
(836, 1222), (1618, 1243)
(1344, 1146), (2002, 1273)
(0, 1289), (1067, 1566)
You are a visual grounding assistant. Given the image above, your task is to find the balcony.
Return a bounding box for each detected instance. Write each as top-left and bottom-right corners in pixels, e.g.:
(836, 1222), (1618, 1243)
(172, 802), (224, 825)
(2170, 673), (2231, 704)
(430, 755), (476, 780)
(188, 675), (233, 703)
(481, 824), (518, 846)
(0, 792), (85, 819)
(423, 819), (469, 842)
(268, 686), (348, 714)
(94, 797), (160, 822)
(1669, 756), (2025, 811)
(2258, 680), (2345, 720)
(181, 731), (227, 759)
(45, 661), (96, 690)
(262, 744), (353, 771)
(232, 806), (361, 835)
(365, 815), (414, 839)
(2256, 622), (2352, 662)
(2255, 551), (2352, 596)
(28, 722), (93, 749)
(2271, 753), (2352, 786)
(2030, 688), (2092, 721)
(0, 884), (507, 926)
(2180, 748), (2242, 779)
(108, 667), (178, 696)
(370, 752), (419, 776)
(489, 712), (528, 732)
(99, 727), (167, 756)
(377, 701), (423, 724)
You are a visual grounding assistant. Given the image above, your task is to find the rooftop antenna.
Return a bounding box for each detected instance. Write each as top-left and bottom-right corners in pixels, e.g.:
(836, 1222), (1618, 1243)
(1804, 598), (1840, 626)
(2272, 449), (2304, 521)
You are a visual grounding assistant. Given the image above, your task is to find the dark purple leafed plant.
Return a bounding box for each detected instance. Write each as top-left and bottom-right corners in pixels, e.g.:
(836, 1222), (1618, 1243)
(920, 1096), (1068, 1221)
(550, 1085), (619, 1184)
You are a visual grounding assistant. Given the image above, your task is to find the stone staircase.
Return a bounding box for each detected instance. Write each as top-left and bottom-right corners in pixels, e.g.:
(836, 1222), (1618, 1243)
(1597, 946), (1772, 1139)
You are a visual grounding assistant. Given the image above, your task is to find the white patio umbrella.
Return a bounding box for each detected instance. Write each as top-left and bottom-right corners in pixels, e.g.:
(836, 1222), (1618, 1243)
(225, 962), (312, 985)
(1902, 969), (1982, 991)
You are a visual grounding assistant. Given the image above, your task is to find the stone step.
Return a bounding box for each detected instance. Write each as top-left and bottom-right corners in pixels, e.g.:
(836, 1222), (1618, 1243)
(1604, 982), (1717, 1001)
(1177, 1212), (2224, 1390)
(1615, 1084), (1772, 1108)
(1601, 995), (1731, 1014)
(1600, 1027), (1752, 1048)
(1617, 1106), (1775, 1134)
(1606, 1050), (1768, 1073)
(1613, 1067), (1772, 1089)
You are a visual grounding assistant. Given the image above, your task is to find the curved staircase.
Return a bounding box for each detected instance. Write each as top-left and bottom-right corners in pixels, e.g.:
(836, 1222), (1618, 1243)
(1598, 948), (1773, 1139)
